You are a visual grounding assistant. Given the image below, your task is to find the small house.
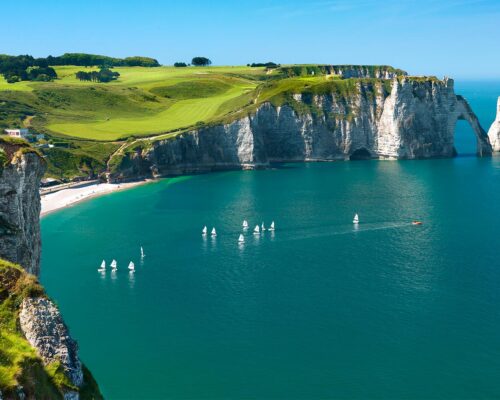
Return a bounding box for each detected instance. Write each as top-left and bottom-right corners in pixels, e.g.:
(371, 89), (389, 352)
(4, 129), (30, 139)
(3, 129), (45, 143)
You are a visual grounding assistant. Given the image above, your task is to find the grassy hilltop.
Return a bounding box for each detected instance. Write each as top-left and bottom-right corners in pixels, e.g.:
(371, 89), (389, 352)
(0, 61), (406, 178)
(1, 65), (266, 141)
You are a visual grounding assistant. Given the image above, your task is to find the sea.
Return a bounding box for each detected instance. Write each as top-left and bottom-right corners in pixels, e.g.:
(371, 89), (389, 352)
(41, 81), (500, 399)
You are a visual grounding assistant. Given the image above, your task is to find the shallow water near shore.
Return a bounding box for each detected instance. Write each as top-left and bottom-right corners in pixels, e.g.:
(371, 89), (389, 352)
(41, 81), (500, 399)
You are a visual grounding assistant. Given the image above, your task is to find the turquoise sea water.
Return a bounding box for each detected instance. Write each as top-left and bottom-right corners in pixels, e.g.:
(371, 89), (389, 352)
(41, 82), (500, 399)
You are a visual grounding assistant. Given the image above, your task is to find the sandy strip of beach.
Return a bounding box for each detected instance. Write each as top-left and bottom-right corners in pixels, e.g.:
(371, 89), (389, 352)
(41, 181), (150, 217)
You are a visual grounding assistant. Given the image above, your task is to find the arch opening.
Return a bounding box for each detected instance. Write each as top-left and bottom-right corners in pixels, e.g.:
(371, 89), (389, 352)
(454, 120), (477, 157)
(349, 148), (372, 160)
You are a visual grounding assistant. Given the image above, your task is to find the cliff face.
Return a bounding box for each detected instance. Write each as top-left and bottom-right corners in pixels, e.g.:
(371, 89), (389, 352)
(0, 140), (101, 399)
(110, 77), (492, 180)
(487, 97), (500, 151)
(0, 147), (44, 275)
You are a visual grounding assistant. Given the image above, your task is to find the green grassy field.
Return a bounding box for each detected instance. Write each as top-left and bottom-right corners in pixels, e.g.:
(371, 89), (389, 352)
(0, 66), (267, 141)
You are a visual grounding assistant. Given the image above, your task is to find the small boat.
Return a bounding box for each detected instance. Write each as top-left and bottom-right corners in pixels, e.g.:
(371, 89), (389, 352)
(253, 225), (260, 235)
(238, 234), (245, 243)
(110, 259), (117, 270)
(202, 226), (208, 236)
(261, 222), (266, 231)
(128, 261), (135, 271)
(242, 220), (248, 229)
(269, 221), (275, 231)
(98, 260), (106, 272)
(140, 246), (145, 258)
(412, 221), (423, 226)
(211, 227), (217, 237)
(353, 213), (359, 224)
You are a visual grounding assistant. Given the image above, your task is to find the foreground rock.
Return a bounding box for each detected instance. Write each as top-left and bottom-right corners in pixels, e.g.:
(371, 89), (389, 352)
(0, 142), (44, 275)
(20, 298), (84, 399)
(0, 138), (102, 399)
(110, 77), (492, 181)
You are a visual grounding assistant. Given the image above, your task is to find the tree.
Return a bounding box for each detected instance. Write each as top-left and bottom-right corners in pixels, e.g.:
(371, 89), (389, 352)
(191, 57), (211, 67)
(174, 62), (187, 67)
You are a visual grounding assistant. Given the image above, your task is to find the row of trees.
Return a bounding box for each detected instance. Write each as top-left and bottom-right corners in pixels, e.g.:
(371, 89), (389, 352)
(247, 62), (279, 68)
(0, 53), (160, 83)
(0, 55), (58, 83)
(75, 68), (120, 83)
(50, 53), (160, 67)
(174, 57), (212, 67)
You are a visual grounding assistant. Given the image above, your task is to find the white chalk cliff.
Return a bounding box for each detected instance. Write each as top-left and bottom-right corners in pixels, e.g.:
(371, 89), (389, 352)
(487, 97), (500, 152)
(109, 76), (492, 180)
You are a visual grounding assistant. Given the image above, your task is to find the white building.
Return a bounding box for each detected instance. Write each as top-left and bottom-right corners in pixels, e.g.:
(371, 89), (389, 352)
(4, 129), (30, 139)
(3, 129), (44, 142)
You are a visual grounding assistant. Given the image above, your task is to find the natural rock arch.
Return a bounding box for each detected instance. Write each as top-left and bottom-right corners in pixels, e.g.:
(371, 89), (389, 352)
(455, 95), (492, 156)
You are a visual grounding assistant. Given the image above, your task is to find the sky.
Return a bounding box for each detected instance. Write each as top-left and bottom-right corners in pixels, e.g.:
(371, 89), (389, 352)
(2, 0), (500, 78)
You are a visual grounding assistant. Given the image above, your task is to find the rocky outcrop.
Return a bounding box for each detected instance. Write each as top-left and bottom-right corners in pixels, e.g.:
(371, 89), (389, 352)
(0, 148), (44, 275)
(487, 97), (500, 151)
(19, 297), (84, 399)
(279, 65), (407, 79)
(0, 141), (101, 399)
(110, 77), (492, 181)
(329, 65), (406, 79)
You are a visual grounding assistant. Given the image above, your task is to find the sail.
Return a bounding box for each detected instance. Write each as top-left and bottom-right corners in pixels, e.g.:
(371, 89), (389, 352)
(253, 225), (260, 234)
(202, 226), (208, 235)
(140, 246), (145, 257)
(353, 214), (359, 223)
(111, 259), (117, 269)
(261, 222), (266, 231)
(98, 260), (105, 272)
(238, 234), (245, 243)
(269, 221), (275, 230)
(211, 227), (217, 236)
(243, 220), (248, 228)
(128, 261), (135, 271)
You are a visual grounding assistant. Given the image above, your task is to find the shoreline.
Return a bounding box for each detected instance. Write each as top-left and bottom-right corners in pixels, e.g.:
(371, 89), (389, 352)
(40, 179), (153, 217)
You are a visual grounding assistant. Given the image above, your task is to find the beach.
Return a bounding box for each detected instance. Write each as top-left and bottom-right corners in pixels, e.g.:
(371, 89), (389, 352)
(40, 181), (149, 217)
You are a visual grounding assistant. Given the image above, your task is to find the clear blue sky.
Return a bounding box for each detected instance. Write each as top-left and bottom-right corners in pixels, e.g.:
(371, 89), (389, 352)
(3, 0), (499, 78)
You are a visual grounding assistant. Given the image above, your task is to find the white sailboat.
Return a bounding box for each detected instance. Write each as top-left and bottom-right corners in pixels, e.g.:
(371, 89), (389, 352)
(98, 260), (106, 272)
(211, 227), (217, 237)
(202, 226), (208, 236)
(140, 246), (145, 258)
(269, 221), (275, 231)
(242, 220), (249, 229)
(110, 259), (117, 270)
(353, 213), (359, 224)
(261, 222), (266, 231)
(128, 261), (135, 272)
(253, 225), (260, 235)
(238, 234), (245, 243)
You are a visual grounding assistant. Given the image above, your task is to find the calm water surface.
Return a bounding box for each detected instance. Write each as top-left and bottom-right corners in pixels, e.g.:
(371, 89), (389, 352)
(41, 82), (500, 399)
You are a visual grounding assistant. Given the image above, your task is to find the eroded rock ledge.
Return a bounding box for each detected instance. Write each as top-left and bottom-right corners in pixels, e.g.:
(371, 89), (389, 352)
(19, 297), (84, 399)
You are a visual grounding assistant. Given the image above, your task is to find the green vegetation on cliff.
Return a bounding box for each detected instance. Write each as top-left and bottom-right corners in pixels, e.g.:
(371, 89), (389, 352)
(0, 259), (102, 398)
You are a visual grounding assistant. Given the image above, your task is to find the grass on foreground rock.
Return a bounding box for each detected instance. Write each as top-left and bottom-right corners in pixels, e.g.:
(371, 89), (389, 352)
(0, 259), (102, 399)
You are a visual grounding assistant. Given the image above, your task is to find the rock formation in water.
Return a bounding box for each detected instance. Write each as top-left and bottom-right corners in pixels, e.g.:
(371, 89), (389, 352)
(0, 138), (101, 399)
(487, 97), (500, 152)
(109, 76), (492, 181)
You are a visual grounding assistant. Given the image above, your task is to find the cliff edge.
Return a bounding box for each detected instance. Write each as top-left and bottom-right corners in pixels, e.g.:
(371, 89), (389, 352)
(0, 137), (102, 399)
